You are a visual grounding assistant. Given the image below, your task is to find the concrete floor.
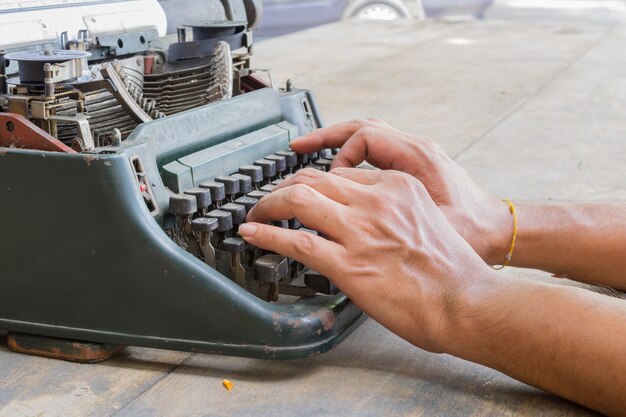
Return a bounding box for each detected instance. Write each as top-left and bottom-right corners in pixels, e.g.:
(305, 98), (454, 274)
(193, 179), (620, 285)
(487, 0), (626, 24)
(2, 17), (624, 417)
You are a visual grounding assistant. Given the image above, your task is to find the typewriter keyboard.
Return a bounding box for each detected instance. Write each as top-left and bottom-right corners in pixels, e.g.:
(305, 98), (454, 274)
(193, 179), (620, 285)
(167, 148), (340, 302)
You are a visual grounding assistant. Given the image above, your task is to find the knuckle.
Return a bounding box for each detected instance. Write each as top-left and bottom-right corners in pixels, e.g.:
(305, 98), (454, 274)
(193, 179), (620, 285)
(294, 167), (324, 183)
(286, 183), (316, 207)
(355, 125), (377, 140)
(293, 231), (317, 257)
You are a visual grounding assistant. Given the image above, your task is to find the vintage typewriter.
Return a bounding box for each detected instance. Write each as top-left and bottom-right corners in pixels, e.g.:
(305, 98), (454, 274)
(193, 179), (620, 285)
(0, 0), (363, 362)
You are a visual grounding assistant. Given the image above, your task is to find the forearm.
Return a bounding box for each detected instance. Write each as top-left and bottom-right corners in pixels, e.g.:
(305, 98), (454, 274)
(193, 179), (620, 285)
(446, 276), (626, 416)
(497, 203), (626, 290)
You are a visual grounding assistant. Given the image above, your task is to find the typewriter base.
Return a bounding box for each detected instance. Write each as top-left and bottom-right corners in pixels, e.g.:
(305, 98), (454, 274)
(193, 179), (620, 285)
(7, 332), (124, 363)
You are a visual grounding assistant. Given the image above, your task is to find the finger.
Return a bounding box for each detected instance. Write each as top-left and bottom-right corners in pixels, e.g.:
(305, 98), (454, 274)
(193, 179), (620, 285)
(272, 168), (363, 205)
(331, 126), (420, 171)
(290, 118), (399, 154)
(246, 184), (348, 237)
(239, 223), (345, 279)
(329, 167), (382, 185)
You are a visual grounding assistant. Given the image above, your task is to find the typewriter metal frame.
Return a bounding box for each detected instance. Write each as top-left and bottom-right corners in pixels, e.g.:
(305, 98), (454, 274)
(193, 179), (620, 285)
(0, 87), (364, 360)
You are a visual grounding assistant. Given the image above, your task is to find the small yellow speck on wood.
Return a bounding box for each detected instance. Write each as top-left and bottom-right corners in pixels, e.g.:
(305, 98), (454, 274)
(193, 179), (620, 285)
(223, 380), (234, 392)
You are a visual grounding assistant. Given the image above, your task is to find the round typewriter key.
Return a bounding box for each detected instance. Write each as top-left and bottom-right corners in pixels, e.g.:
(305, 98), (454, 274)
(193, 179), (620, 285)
(253, 159), (276, 179)
(276, 150), (298, 169)
(221, 203), (246, 225)
(271, 179), (283, 186)
(207, 210), (233, 232)
(215, 176), (240, 197)
(221, 237), (248, 253)
(255, 254), (289, 282)
(307, 151), (319, 161)
(192, 217), (218, 233)
(199, 181), (226, 202)
(234, 196), (258, 212)
(265, 154), (287, 174)
(239, 165), (263, 184)
(231, 173), (252, 194)
(184, 188), (212, 210)
(169, 194), (197, 215)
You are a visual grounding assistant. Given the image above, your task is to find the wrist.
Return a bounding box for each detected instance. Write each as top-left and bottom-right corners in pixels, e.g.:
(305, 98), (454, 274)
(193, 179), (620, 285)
(483, 198), (516, 266)
(438, 268), (514, 357)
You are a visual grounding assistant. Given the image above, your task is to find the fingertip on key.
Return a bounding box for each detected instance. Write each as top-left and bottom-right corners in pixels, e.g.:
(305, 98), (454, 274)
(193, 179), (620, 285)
(239, 223), (258, 238)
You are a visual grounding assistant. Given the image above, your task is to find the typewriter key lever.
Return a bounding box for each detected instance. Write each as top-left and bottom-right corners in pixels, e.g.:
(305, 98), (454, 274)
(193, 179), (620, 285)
(222, 237), (249, 288)
(192, 217), (219, 268)
(255, 254), (289, 302)
(169, 194), (201, 256)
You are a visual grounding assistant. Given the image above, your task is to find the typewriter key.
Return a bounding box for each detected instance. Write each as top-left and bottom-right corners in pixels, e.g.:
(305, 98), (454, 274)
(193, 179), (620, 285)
(221, 203), (246, 225)
(184, 188), (212, 213)
(199, 181), (226, 206)
(215, 176), (240, 199)
(305, 271), (339, 295)
(207, 210), (233, 233)
(260, 184), (275, 193)
(192, 217), (219, 268)
(231, 173), (252, 194)
(254, 254), (289, 283)
(169, 194), (197, 216)
(276, 150), (298, 172)
(319, 149), (333, 159)
(239, 165), (263, 186)
(296, 153), (309, 168)
(254, 159), (276, 180)
(234, 196), (258, 212)
(247, 190), (269, 200)
(265, 154), (287, 176)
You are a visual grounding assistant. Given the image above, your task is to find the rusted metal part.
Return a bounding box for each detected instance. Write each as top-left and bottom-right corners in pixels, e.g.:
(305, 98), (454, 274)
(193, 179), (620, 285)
(240, 74), (270, 92)
(7, 332), (124, 363)
(0, 113), (76, 153)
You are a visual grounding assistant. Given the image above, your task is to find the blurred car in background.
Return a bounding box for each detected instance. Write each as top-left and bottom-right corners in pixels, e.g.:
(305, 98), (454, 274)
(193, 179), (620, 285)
(422, 0), (494, 18)
(255, 0), (494, 38)
(255, 0), (423, 38)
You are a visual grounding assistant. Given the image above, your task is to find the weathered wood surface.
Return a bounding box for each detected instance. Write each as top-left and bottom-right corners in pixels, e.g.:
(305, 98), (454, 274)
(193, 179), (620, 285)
(2, 18), (623, 416)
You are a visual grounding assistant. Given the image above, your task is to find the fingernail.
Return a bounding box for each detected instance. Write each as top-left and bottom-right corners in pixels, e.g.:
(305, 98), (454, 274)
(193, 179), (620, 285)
(239, 223), (258, 237)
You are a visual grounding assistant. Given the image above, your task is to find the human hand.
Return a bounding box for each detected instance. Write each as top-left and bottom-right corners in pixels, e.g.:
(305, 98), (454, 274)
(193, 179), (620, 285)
(290, 119), (512, 265)
(239, 167), (497, 353)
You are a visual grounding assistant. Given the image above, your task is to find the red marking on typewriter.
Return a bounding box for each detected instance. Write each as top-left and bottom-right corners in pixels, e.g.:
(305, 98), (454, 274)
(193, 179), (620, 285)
(0, 113), (76, 153)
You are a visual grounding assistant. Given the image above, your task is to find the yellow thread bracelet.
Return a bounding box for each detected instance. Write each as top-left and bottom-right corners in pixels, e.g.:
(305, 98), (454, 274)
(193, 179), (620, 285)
(492, 199), (517, 270)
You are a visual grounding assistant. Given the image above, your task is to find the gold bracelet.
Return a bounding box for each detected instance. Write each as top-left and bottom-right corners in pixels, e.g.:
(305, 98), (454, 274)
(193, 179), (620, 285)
(492, 199), (517, 270)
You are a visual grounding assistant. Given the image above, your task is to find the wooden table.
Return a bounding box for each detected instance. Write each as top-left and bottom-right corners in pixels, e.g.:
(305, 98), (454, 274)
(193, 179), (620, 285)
(3, 18), (624, 416)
